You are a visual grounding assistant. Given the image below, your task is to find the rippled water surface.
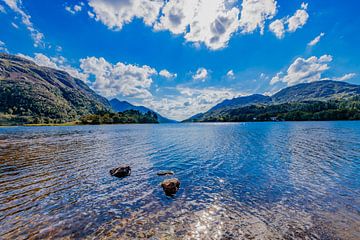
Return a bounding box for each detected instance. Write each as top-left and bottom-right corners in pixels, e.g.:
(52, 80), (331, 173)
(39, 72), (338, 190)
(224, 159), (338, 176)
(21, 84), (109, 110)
(0, 122), (359, 239)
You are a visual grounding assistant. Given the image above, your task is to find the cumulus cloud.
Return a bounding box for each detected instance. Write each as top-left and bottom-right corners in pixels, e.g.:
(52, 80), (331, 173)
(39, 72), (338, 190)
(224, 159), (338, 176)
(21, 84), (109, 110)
(239, 0), (277, 34)
(159, 69), (177, 79)
(287, 2), (309, 33)
(87, 0), (309, 49)
(331, 73), (356, 81)
(87, 0), (294, 50)
(308, 32), (325, 47)
(88, 0), (164, 30)
(269, 19), (284, 39)
(65, 2), (84, 14)
(16, 53), (163, 99)
(3, 0), (45, 47)
(17, 53), (88, 81)
(144, 86), (242, 120)
(155, 0), (240, 50)
(269, 2), (309, 39)
(270, 55), (333, 86)
(192, 68), (208, 81)
(154, 0), (196, 35)
(227, 69), (235, 79)
(80, 57), (157, 98)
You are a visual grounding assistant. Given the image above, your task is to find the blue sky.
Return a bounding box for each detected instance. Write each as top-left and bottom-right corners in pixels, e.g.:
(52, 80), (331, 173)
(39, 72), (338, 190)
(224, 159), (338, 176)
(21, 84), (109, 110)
(0, 0), (359, 120)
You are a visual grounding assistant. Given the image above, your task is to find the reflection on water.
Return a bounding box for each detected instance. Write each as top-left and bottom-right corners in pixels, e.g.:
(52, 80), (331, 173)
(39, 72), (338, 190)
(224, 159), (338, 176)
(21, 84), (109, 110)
(0, 122), (359, 239)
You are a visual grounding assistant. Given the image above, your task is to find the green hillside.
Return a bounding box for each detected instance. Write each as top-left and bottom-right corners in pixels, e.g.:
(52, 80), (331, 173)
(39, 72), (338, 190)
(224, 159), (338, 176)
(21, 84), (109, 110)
(185, 81), (360, 122)
(0, 53), (111, 125)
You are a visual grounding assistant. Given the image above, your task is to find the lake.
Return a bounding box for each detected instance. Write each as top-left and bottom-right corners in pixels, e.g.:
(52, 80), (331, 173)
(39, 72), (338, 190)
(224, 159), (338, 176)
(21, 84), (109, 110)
(0, 122), (359, 239)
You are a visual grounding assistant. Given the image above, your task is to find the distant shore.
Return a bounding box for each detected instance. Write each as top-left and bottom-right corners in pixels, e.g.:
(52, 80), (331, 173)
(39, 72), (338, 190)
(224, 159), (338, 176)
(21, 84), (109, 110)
(24, 121), (80, 127)
(0, 119), (358, 127)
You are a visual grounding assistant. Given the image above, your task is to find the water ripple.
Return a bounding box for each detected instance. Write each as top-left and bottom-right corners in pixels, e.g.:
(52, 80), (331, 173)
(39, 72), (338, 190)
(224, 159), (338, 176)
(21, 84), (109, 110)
(0, 122), (359, 239)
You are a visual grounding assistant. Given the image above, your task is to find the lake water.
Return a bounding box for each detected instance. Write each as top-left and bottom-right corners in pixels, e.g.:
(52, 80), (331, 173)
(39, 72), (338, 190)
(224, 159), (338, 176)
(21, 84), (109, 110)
(0, 122), (359, 239)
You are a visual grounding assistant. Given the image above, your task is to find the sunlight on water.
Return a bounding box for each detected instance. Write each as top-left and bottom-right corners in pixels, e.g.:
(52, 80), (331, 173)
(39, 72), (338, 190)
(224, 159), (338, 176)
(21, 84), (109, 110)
(0, 122), (359, 239)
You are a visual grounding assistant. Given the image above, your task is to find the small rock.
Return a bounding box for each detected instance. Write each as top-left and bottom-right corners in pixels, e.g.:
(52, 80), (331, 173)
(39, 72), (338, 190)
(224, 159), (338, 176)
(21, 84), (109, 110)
(161, 178), (180, 196)
(110, 166), (131, 178)
(157, 170), (174, 176)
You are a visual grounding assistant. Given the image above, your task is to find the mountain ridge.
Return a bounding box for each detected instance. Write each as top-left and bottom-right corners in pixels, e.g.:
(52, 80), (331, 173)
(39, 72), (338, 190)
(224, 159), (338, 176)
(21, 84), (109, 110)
(185, 80), (360, 122)
(110, 98), (177, 123)
(0, 53), (111, 124)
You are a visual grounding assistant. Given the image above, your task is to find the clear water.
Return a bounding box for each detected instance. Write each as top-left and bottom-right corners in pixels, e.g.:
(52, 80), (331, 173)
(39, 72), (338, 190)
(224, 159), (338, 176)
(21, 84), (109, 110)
(0, 122), (359, 239)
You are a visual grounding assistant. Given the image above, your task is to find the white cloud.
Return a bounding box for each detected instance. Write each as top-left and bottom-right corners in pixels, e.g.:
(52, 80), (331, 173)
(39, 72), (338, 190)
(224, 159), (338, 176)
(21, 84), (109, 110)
(270, 55), (333, 86)
(15, 53), (170, 101)
(269, 2), (309, 39)
(88, 0), (164, 30)
(287, 3), (309, 32)
(154, 0), (196, 35)
(155, 0), (240, 50)
(11, 22), (19, 28)
(56, 45), (63, 52)
(74, 4), (82, 12)
(332, 73), (356, 81)
(308, 32), (325, 47)
(0, 4), (6, 13)
(80, 57), (157, 98)
(88, 11), (95, 18)
(87, 0), (309, 50)
(192, 68), (208, 81)
(144, 86), (242, 120)
(159, 69), (177, 79)
(18, 53), (57, 68)
(65, 2), (84, 15)
(227, 69), (235, 79)
(269, 19), (284, 39)
(17, 53), (88, 82)
(0, 40), (8, 52)
(260, 73), (267, 79)
(3, 0), (44, 47)
(65, 6), (73, 14)
(270, 71), (283, 85)
(87, 0), (291, 50)
(239, 0), (277, 34)
(301, 2), (308, 10)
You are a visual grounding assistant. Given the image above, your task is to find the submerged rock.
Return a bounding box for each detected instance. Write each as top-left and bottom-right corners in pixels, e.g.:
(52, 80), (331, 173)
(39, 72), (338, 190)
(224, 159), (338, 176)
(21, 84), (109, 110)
(161, 178), (180, 196)
(157, 170), (174, 176)
(110, 166), (131, 178)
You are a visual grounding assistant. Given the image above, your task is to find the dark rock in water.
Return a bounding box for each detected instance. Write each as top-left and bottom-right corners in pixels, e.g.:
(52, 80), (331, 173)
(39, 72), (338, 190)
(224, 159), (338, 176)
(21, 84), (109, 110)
(161, 178), (180, 195)
(110, 166), (131, 178)
(157, 170), (174, 176)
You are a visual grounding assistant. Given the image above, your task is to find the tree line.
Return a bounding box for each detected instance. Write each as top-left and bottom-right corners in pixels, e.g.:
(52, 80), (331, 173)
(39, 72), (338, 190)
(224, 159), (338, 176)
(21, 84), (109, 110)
(199, 97), (360, 122)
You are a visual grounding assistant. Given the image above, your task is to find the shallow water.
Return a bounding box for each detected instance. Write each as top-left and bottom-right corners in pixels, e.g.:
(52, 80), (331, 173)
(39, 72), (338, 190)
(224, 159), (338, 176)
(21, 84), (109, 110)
(0, 122), (359, 239)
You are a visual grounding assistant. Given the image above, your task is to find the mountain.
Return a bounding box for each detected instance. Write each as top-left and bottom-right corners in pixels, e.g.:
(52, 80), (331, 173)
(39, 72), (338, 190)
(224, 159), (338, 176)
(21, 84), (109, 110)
(210, 94), (272, 111)
(185, 112), (205, 122)
(185, 80), (360, 122)
(272, 80), (360, 103)
(0, 53), (111, 124)
(110, 98), (177, 123)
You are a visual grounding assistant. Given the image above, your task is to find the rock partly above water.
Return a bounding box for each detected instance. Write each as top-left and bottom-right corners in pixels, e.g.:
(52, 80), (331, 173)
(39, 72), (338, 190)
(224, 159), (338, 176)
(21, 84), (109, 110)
(161, 178), (180, 196)
(110, 166), (131, 178)
(157, 170), (174, 176)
